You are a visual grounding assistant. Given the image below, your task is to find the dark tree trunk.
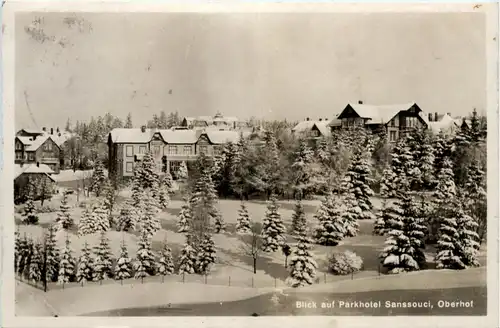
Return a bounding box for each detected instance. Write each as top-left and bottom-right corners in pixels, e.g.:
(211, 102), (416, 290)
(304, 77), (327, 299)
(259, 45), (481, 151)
(285, 256), (288, 269)
(253, 257), (257, 274)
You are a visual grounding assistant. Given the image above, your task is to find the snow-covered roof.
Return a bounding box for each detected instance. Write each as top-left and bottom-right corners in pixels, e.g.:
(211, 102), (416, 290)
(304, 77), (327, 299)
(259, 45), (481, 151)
(205, 130), (250, 144)
(17, 136), (33, 145)
(14, 163), (55, 180)
(328, 117), (342, 127)
(292, 120), (331, 137)
(109, 128), (155, 143)
(110, 128), (250, 145)
(159, 130), (198, 144)
(340, 102), (419, 125)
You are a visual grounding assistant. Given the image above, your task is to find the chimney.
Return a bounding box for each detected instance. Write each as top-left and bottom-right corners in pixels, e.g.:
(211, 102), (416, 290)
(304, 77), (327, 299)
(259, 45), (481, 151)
(434, 112), (439, 122)
(325, 118), (328, 122)
(319, 118), (322, 122)
(447, 112), (451, 117)
(358, 100), (363, 104)
(56, 127), (60, 133)
(50, 128), (54, 135)
(42, 127), (46, 132)
(428, 113), (433, 122)
(36, 162), (40, 167)
(58, 132), (61, 137)
(306, 117), (310, 121)
(141, 125), (147, 133)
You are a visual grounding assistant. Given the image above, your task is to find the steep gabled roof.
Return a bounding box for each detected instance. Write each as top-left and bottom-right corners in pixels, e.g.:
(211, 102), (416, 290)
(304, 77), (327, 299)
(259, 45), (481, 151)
(315, 121), (331, 136)
(339, 102), (419, 125)
(14, 163), (55, 180)
(292, 121), (317, 133)
(159, 130), (198, 144)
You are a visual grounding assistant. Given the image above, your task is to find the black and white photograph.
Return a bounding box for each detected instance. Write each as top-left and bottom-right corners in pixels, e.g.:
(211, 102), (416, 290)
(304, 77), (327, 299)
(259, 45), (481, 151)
(1, 2), (498, 327)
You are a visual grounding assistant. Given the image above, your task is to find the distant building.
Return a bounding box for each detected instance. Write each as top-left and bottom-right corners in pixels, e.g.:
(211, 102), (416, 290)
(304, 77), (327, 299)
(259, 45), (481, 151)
(107, 126), (264, 180)
(14, 163), (55, 203)
(427, 112), (463, 135)
(15, 127), (73, 173)
(180, 112), (248, 131)
(331, 101), (430, 142)
(291, 117), (331, 140)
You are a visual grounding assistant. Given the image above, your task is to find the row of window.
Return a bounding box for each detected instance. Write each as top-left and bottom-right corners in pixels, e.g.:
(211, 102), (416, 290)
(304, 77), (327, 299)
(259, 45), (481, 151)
(125, 145), (214, 157)
(15, 152), (35, 161)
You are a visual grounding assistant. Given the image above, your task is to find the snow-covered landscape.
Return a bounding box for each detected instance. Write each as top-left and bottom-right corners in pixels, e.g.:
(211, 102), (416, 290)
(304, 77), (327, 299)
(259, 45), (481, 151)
(9, 8), (493, 321)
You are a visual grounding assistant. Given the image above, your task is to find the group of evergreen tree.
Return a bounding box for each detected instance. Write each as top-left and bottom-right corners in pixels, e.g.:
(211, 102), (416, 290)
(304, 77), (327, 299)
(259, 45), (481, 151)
(15, 228), (177, 286)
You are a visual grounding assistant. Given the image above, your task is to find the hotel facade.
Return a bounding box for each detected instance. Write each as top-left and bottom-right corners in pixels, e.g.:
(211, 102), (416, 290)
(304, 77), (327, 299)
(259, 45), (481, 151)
(107, 126), (255, 180)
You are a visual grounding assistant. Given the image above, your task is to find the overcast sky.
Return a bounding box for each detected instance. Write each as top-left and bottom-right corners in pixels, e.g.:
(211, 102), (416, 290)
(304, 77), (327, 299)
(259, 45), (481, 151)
(15, 12), (486, 130)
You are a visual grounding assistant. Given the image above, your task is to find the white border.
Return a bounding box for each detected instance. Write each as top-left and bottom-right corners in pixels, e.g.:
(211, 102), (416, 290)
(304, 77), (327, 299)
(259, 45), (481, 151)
(1, 2), (499, 328)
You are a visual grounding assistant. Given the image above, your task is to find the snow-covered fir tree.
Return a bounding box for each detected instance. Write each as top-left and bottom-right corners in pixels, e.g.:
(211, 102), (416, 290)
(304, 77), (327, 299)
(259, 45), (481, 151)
(78, 205), (98, 236)
(195, 233), (217, 274)
(58, 235), (76, 285)
(117, 200), (137, 232)
(389, 137), (414, 194)
(261, 194), (286, 252)
(114, 239), (133, 282)
(418, 132), (436, 189)
(134, 151), (160, 190)
(341, 192), (361, 237)
(380, 165), (397, 198)
(315, 137), (330, 166)
(456, 203), (480, 268)
(14, 228), (21, 273)
(94, 200), (111, 232)
(76, 241), (94, 284)
(291, 139), (316, 199)
(55, 191), (73, 230)
(22, 194), (38, 225)
(430, 157), (456, 242)
(177, 161), (188, 181)
(16, 235), (28, 277)
(314, 192), (345, 246)
(93, 231), (114, 282)
(45, 225), (60, 282)
(102, 180), (117, 225)
(28, 241), (43, 284)
(290, 199), (307, 237)
(138, 191), (161, 239)
(464, 161), (487, 242)
(177, 197), (192, 233)
(379, 192), (427, 274)
(19, 237), (34, 280)
(178, 236), (197, 274)
(236, 202), (251, 234)
(134, 228), (157, 280)
(90, 160), (107, 197)
(373, 199), (393, 236)
(157, 238), (175, 278)
(342, 151), (375, 220)
(286, 229), (317, 288)
(435, 196), (480, 270)
(190, 167), (224, 234)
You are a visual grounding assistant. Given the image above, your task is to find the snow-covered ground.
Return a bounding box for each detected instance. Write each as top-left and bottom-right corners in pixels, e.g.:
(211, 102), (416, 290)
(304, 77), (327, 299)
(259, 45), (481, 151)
(15, 280), (277, 316)
(52, 170), (96, 182)
(14, 190), (488, 316)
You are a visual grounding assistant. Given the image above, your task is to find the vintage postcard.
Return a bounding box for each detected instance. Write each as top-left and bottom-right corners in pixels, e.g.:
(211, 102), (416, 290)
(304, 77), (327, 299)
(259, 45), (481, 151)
(1, 1), (498, 328)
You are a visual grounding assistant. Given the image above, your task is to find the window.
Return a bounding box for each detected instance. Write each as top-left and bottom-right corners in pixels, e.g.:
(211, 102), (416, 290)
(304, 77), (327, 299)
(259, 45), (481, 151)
(15, 142), (22, 150)
(126, 162), (133, 172)
(170, 161), (181, 173)
(183, 145), (192, 155)
(15, 152), (22, 160)
(126, 145), (134, 157)
(213, 145), (222, 155)
(168, 145), (178, 155)
(28, 152), (35, 161)
(389, 131), (397, 142)
(390, 119), (396, 127)
(199, 145), (208, 154)
(139, 146), (147, 154)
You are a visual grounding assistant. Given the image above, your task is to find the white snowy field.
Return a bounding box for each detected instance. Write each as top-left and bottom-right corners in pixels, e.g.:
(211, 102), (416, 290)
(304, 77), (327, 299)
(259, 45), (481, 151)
(15, 280), (277, 316)
(52, 170), (96, 182)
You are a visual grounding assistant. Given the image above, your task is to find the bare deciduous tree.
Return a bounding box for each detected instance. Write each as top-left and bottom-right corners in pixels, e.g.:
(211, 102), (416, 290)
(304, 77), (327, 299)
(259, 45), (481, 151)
(239, 222), (263, 274)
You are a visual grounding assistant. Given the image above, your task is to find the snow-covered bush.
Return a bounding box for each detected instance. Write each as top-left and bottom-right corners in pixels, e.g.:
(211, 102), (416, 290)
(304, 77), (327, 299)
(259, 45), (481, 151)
(37, 205), (58, 213)
(327, 250), (363, 275)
